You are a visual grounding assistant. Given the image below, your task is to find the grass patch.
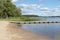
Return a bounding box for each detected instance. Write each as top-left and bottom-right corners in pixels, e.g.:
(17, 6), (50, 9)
(0, 17), (40, 21)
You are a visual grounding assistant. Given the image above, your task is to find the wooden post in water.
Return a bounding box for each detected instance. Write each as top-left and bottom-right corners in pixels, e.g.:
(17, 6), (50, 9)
(10, 21), (60, 24)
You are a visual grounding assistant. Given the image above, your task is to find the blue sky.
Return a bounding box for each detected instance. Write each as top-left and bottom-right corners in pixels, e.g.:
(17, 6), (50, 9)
(12, 0), (60, 16)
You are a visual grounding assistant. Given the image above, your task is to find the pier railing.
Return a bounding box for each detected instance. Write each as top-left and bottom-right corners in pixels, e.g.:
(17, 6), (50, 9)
(10, 21), (60, 24)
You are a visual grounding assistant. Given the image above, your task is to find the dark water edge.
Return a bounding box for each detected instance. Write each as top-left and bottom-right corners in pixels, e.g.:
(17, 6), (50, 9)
(20, 17), (60, 40)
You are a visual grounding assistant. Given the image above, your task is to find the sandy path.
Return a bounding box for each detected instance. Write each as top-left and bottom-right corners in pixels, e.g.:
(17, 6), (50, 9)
(0, 21), (51, 40)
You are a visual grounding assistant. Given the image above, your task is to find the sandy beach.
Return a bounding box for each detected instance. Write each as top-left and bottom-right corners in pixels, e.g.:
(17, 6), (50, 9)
(0, 21), (51, 40)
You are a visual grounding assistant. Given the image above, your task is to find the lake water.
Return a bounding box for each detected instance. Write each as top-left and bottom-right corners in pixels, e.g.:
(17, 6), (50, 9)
(21, 17), (60, 40)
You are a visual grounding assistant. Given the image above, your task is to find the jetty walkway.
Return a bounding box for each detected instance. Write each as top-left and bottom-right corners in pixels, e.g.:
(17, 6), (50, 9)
(11, 21), (60, 24)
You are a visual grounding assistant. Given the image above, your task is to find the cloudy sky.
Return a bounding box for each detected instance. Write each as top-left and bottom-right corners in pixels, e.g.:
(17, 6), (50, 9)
(12, 0), (60, 16)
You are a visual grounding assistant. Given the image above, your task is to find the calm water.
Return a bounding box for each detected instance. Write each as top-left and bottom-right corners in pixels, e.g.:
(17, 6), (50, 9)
(21, 17), (60, 40)
(39, 17), (60, 21)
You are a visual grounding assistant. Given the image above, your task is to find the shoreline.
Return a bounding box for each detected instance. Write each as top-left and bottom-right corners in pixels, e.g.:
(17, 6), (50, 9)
(0, 21), (52, 40)
(7, 22), (51, 40)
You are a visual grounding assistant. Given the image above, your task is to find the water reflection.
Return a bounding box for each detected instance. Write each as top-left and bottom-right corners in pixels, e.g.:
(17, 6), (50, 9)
(21, 23), (60, 40)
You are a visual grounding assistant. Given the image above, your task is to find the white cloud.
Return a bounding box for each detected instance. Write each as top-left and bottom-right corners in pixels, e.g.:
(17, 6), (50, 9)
(11, 0), (18, 2)
(19, 4), (42, 9)
(40, 7), (60, 16)
(18, 4), (60, 16)
(18, 4), (43, 15)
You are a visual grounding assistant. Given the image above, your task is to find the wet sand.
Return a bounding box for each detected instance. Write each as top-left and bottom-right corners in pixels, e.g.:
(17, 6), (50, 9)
(0, 21), (51, 40)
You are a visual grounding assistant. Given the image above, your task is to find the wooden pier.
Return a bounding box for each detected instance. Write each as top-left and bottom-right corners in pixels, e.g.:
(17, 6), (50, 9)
(10, 21), (60, 24)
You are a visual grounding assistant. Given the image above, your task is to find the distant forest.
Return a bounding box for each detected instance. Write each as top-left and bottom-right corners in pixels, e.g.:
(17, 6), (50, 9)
(22, 15), (39, 17)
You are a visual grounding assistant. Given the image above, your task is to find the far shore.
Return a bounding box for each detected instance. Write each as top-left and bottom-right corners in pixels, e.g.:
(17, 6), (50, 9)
(0, 21), (52, 40)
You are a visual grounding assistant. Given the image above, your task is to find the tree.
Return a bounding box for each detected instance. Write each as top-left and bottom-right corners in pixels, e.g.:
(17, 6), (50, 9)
(0, 0), (21, 18)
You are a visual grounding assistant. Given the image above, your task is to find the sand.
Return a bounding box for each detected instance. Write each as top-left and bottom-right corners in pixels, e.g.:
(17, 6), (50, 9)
(0, 21), (51, 40)
(0, 21), (9, 40)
